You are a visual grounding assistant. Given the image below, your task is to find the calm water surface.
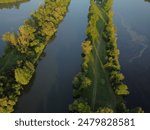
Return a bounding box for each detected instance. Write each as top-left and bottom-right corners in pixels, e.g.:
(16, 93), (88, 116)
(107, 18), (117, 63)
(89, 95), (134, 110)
(113, 0), (150, 112)
(15, 0), (90, 112)
(3, 0), (149, 113)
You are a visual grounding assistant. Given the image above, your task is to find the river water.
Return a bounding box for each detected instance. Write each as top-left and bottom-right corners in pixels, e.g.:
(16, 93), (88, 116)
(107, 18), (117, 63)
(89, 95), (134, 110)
(0, 0), (43, 56)
(2, 0), (149, 113)
(113, 0), (150, 112)
(15, 0), (90, 112)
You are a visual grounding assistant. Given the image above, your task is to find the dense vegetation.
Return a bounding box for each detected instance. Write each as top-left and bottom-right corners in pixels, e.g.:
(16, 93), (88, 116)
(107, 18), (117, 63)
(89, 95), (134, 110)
(69, 0), (143, 113)
(0, 0), (70, 112)
(145, 0), (150, 2)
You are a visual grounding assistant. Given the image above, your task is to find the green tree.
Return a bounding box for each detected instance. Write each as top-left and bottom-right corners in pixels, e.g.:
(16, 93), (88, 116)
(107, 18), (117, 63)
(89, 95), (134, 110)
(15, 61), (35, 85)
(110, 71), (124, 85)
(80, 76), (92, 89)
(130, 107), (144, 113)
(96, 107), (113, 113)
(69, 99), (91, 113)
(115, 84), (129, 95)
(18, 24), (36, 46)
(82, 40), (92, 55)
(2, 32), (17, 45)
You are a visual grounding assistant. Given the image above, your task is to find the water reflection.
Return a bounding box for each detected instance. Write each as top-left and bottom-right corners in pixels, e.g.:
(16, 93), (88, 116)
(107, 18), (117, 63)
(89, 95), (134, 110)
(0, 0), (30, 9)
(113, 0), (150, 112)
(118, 14), (148, 62)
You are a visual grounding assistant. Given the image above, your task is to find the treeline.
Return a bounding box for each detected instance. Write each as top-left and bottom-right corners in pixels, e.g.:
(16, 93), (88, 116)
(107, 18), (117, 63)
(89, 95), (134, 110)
(0, 0), (70, 112)
(102, 0), (143, 112)
(103, 0), (129, 96)
(69, 0), (144, 113)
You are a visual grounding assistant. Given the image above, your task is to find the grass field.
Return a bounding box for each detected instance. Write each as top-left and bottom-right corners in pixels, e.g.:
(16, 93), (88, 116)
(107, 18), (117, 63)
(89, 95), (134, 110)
(0, 48), (20, 73)
(82, 2), (116, 111)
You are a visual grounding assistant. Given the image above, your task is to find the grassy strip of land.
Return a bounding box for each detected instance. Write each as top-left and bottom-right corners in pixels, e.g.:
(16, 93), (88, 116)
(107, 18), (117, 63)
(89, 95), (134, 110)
(69, 0), (143, 113)
(0, 0), (70, 112)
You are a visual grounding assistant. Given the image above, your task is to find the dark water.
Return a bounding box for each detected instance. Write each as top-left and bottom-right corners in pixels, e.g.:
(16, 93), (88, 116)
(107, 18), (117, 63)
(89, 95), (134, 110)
(0, 0), (43, 56)
(15, 0), (90, 112)
(113, 0), (150, 112)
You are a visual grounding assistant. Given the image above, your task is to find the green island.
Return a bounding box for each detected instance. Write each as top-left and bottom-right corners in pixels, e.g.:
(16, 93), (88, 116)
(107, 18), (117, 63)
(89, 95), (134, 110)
(69, 0), (144, 113)
(0, 0), (70, 112)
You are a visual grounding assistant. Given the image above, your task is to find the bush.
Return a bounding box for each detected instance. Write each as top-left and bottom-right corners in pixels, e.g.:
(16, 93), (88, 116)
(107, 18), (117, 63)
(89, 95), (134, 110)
(96, 107), (113, 113)
(80, 76), (92, 89)
(0, 97), (15, 113)
(81, 40), (92, 55)
(115, 84), (129, 95)
(69, 99), (91, 113)
(15, 61), (35, 85)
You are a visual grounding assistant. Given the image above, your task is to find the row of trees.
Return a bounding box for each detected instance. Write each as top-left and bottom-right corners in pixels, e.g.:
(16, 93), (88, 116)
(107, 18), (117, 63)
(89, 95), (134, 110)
(0, 0), (71, 112)
(70, 45), (92, 112)
(102, 0), (129, 96)
(103, 0), (144, 113)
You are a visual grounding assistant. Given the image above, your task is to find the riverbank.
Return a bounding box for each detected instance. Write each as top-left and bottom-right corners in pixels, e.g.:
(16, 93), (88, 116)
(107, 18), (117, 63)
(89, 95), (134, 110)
(69, 0), (142, 112)
(0, 0), (70, 112)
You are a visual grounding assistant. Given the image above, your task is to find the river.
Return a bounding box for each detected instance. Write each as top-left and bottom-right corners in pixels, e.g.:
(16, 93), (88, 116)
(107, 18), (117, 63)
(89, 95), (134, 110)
(0, 0), (43, 56)
(113, 0), (150, 112)
(15, 0), (90, 112)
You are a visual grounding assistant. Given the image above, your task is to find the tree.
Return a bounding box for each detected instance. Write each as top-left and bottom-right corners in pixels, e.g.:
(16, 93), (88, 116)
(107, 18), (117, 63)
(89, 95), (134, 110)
(69, 99), (91, 113)
(72, 73), (81, 89)
(42, 24), (57, 39)
(110, 71), (124, 85)
(115, 84), (129, 95)
(2, 32), (17, 45)
(130, 107), (144, 113)
(116, 102), (129, 113)
(0, 97), (15, 113)
(82, 40), (92, 55)
(34, 44), (45, 54)
(72, 89), (81, 98)
(80, 76), (92, 89)
(15, 61), (35, 85)
(18, 24), (36, 47)
(96, 107), (113, 113)
(104, 62), (120, 71)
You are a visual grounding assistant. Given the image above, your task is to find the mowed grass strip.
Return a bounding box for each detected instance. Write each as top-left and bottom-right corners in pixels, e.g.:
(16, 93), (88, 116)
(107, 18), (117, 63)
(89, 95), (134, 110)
(82, 3), (116, 111)
(0, 48), (23, 73)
